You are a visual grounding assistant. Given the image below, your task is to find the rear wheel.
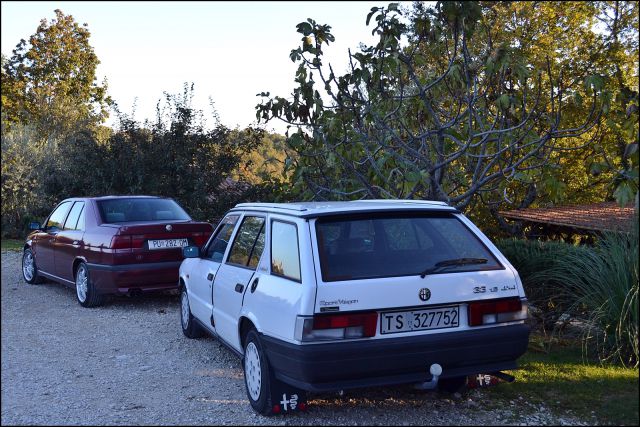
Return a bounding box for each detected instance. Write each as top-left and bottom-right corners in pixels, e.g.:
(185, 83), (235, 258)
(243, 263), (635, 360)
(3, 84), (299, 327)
(22, 248), (44, 284)
(243, 329), (273, 415)
(180, 287), (203, 338)
(75, 262), (105, 308)
(439, 376), (468, 393)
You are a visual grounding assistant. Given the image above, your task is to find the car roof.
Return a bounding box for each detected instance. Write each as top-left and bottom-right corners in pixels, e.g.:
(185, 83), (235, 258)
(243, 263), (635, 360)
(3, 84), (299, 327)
(62, 195), (167, 202)
(230, 200), (458, 218)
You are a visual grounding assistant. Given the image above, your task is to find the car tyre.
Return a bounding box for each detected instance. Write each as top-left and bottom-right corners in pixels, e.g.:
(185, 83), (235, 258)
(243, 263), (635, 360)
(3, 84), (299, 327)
(180, 287), (203, 338)
(243, 329), (273, 416)
(438, 376), (468, 393)
(75, 262), (105, 308)
(22, 248), (44, 284)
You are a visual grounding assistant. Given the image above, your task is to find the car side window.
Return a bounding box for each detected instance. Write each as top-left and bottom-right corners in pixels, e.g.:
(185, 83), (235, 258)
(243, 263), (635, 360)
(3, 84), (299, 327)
(63, 202), (85, 231)
(46, 202), (73, 231)
(271, 221), (301, 282)
(205, 215), (240, 262)
(227, 216), (266, 268)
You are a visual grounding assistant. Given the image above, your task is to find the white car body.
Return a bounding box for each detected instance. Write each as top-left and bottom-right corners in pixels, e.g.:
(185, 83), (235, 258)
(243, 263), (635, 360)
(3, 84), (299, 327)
(179, 200), (530, 413)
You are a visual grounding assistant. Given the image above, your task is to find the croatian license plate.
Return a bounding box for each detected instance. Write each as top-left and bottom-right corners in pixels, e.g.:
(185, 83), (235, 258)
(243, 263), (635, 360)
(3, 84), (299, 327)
(380, 306), (459, 334)
(148, 238), (189, 250)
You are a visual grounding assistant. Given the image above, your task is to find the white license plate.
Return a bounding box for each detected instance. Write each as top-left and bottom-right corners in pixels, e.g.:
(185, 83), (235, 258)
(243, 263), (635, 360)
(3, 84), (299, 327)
(148, 238), (189, 250)
(380, 306), (459, 334)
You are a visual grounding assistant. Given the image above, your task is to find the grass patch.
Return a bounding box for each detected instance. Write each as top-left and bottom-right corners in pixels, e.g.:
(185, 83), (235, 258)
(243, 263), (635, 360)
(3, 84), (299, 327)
(1, 239), (23, 251)
(482, 333), (639, 425)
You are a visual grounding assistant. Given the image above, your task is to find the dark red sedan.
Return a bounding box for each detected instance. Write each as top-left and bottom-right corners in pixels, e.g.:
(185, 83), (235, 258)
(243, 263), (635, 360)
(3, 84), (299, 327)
(22, 196), (213, 307)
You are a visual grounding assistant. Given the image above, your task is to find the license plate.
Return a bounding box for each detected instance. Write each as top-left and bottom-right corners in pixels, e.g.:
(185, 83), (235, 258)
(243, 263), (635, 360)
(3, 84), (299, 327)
(380, 306), (459, 334)
(148, 238), (189, 250)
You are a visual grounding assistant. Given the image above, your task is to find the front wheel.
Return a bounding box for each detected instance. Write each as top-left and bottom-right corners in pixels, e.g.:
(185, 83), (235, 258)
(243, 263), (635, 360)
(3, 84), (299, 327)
(22, 248), (44, 284)
(243, 329), (273, 415)
(75, 262), (105, 308)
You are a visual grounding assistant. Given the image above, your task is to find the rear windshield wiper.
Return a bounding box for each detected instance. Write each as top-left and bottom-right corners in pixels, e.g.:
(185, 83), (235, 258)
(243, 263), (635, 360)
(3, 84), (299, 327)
(420, 258), (488, 278)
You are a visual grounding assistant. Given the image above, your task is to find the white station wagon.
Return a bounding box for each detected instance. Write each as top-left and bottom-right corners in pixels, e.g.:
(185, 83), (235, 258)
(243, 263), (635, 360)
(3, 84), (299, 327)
(178, 200), (530, 415)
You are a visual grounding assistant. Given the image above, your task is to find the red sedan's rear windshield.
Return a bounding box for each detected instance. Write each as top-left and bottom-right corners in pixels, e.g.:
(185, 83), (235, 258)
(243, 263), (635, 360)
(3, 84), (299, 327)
(315, 213), (502, 282)
(97, 198), (191, 223)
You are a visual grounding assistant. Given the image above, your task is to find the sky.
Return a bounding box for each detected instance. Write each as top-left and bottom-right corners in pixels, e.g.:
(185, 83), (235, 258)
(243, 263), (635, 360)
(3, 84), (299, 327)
(1, 1), (405, 134)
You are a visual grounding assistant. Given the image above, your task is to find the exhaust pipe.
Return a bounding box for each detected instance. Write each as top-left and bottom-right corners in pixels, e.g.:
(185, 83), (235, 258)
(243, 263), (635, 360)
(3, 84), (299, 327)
(413, 363), (443, 390)
(492, 371), (515, 383)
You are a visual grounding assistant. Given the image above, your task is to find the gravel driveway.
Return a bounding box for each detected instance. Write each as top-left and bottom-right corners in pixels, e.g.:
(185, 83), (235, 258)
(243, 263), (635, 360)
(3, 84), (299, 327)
(1, 250), (588, 425)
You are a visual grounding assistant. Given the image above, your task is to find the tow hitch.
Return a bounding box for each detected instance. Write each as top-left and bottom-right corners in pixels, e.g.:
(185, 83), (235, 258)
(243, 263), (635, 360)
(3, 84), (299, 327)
(413, 363), (443, 390)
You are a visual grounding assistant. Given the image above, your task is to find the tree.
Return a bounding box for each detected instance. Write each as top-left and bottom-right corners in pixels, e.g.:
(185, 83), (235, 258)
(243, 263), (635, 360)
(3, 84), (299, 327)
(256, 2), (618, 217)
(1, 9), (110, 143)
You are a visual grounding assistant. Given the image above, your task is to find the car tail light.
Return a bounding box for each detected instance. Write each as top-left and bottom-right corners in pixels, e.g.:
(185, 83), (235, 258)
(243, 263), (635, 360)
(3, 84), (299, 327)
(191, 232), (208, 246)
(295, 312), (378, 341)
(110, 235), (132, 250)
(468, 298), (528, 326)
(131, 235), (145, 249)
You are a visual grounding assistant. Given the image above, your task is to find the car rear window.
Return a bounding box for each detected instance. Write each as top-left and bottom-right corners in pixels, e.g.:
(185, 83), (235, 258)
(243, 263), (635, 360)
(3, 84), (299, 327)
(97, 198), (190, 223)
(315, 213), (501, 282)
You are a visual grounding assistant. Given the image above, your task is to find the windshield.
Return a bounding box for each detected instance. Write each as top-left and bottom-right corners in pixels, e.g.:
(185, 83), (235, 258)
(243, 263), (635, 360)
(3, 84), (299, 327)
(97, 198), (191, 223)
(315, 213), (501, 282)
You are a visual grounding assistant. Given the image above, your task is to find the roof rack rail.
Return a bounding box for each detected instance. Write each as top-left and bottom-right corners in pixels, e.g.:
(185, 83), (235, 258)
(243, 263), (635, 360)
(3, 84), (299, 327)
(233, 203), (308, 212)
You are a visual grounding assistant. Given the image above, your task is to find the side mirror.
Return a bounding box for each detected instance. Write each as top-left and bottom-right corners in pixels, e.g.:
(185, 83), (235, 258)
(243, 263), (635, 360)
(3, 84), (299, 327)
(29, 222), (41, 230)
(183, 245), (200, 258)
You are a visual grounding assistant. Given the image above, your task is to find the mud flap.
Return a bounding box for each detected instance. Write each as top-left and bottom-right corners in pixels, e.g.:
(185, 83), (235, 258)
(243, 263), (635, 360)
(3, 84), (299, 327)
(268, 370), (308, 415)
(467, 372), (515, 389)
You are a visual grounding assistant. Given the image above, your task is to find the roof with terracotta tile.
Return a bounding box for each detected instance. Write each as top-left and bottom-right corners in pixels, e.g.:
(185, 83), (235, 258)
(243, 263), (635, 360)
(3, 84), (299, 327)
(499, 202), (637, 232)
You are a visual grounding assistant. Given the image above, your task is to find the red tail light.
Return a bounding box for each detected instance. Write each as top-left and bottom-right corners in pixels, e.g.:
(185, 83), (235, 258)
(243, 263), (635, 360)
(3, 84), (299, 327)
(298, 312), (378, 341)
(131, 235), (145, 249)
(468, 298), (527, 326)
(111, 235), (145, 251)
(110, 235), (131, 250)
(191, 232), (208, 246)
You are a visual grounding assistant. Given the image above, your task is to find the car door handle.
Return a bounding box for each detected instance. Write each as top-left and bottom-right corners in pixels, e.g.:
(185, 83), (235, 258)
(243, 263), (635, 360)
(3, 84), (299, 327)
(250, 278), (259, 293)
(207, 273), (214, 281)
(235, 283), (244, 293)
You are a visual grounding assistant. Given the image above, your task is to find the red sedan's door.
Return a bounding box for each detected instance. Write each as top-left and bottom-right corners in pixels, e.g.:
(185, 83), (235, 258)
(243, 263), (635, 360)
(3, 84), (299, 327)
(36, 201), (73, 275)
(54, 201), (86, 281)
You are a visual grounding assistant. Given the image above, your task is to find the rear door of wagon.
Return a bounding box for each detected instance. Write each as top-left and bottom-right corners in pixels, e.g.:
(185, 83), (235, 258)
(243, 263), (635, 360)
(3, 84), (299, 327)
(310, 212), (521, 339)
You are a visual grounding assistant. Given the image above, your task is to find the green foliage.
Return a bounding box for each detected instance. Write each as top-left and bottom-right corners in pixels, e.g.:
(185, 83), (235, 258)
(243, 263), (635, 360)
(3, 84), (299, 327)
(256, 1), (639, 234)
(497, 229), (640, 368)
(1, 84), (282, 237)
(496, 238), (590, 332)
(1, 9), (110, 143)
(534, 227), (639, 368)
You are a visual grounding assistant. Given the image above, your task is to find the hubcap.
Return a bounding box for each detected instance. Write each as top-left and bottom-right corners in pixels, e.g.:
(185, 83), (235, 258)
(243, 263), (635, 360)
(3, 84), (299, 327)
(23, 251), (34, 281)
(181, 291), (190, 329)
(245, 342), (262, 401)
(76, 266), (88, 302)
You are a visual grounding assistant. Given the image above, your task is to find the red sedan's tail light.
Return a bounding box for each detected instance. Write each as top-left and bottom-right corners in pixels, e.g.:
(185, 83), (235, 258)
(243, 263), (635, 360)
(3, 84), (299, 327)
(468, 298), (528, 326)
(191, 232), (208, 246)
(110, 235), (131, 250)
(297, 312), (378, 341)
(131, 235), (145, 249)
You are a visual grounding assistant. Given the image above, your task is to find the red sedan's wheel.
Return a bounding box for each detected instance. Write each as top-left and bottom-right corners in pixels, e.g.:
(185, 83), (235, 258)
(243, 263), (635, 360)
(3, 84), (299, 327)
(22, 248), (44, 284)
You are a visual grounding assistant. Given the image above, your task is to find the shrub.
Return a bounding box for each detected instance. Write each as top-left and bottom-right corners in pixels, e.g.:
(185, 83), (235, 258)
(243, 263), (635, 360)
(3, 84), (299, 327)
(495, 238), (588, 332)
(497, 226), (639, 368)
(537, 227), (639, 367)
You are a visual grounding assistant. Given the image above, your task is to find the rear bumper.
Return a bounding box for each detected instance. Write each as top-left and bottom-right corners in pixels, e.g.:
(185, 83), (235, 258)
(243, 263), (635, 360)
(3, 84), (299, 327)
(261, 323), (530, 392)
(86, 261), (181, 294)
